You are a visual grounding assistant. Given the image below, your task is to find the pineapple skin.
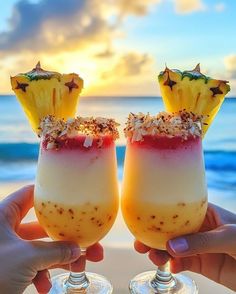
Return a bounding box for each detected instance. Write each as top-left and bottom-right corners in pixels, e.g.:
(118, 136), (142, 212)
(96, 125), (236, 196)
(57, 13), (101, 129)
(158, 67), (230, 135)
(11, 65), (83, 133)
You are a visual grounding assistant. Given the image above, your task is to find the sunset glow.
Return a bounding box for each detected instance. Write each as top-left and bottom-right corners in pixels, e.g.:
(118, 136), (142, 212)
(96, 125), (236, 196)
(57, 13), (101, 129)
(0, 0), (236, 96)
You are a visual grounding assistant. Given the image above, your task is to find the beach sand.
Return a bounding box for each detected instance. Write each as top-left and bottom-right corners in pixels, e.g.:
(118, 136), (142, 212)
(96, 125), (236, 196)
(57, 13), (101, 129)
(1, 182), (235, 294)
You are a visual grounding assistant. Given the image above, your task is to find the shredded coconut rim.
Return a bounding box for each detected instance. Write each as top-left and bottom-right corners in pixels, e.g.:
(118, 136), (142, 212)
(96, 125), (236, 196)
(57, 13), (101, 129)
(39, 115), (120, 149)
(124, 110), (206, 142)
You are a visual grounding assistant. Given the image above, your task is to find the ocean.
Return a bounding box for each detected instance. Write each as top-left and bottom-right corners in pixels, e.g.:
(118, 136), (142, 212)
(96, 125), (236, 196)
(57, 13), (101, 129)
(0, 95), (236, 211)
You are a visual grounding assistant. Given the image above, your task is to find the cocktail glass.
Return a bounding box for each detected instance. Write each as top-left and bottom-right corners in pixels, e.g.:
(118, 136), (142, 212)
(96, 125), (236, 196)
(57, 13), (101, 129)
(34, 124), (119, 293)
(122, 132), (207, 293)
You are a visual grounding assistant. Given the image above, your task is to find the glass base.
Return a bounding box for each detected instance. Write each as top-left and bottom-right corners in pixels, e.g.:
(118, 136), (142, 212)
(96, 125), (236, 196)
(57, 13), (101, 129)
(49, 272), (113, 294)
(129, 271), (198, 294)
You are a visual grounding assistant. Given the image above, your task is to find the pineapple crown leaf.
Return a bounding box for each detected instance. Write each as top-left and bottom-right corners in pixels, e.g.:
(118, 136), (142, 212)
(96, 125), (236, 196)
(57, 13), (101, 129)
(36, 61), (41, 68)
(182, 63), (208, 81)
(164, 63), (169, 71)
(158, 64), (228, 85)
(193, 63), (201, 72)
(158, 64), (231, 96)
(12, 62), (83, 84)
(157, 66), (181, 82)
(23, 62), (61, 81)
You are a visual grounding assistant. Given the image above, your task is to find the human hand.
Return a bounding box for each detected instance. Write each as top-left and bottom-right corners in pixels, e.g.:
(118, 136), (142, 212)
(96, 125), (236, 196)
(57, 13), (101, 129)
(135, 203), (236, 291)
(0, 185), (103, 294)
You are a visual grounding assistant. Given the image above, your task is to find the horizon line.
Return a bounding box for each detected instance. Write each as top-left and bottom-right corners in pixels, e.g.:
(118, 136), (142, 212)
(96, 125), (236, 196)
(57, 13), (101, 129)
(0, 94), (236, 99)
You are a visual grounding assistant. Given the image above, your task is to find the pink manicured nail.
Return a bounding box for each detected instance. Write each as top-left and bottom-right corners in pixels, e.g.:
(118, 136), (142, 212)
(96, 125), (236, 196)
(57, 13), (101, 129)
(169, 238), (189, 253)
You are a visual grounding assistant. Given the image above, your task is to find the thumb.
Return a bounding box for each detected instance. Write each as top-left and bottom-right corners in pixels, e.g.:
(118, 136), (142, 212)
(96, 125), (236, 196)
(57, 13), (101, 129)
(30, 241), (81, 270)
(167, 224), (236, 257)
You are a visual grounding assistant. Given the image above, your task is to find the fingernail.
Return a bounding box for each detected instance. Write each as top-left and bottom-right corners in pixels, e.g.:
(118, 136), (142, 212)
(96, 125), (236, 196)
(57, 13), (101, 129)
(71, 246), (80, 259)
(169, 238), (189, 253)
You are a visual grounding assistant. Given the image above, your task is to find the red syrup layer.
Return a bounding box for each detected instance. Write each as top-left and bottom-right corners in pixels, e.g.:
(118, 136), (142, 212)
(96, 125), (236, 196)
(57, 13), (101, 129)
(42, 135), (114, 152)
(129, 135), (201, 151)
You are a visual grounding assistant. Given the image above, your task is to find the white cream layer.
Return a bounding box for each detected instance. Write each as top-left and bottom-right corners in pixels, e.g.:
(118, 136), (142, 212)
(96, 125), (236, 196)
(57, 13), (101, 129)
(122, 143), (207, 204)
(35, 146), (119, 205)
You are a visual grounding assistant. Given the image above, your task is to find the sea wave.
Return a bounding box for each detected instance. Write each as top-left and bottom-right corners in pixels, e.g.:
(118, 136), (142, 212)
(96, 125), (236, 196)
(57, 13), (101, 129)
(1, 143), (236, 190)
(0, 143), (39, 160)
(0, 142), (236, 172)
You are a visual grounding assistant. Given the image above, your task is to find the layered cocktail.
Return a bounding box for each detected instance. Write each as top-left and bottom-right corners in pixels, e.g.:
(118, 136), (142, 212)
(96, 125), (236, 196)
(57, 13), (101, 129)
(121, 111), (207, 293)
(35, 116), (119, 249)
(34, 115), (119, 293)
(122, 112), (207, 250)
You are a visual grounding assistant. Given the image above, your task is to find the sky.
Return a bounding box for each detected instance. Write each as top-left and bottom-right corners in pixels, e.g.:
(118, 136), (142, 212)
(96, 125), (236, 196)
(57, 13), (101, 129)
(0, 0), (236, 96)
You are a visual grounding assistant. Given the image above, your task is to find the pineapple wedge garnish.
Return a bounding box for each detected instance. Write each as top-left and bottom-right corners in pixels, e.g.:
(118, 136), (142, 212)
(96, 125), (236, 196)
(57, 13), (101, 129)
(11, 62), (83, 134)
(158, 64), (230, 135)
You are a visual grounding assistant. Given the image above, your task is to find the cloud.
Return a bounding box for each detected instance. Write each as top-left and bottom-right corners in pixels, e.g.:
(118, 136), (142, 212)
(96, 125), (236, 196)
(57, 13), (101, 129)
(94, 47), (115, 58)
(0, 0), (117, 54)
(101, 52), (153, 79)
(117, 0), (162, 17)
(224, 54), (236, 79)
(0, 0), (163, 56)
(214, 2), (226, 12)
(0, 0), (160, 94)
(174, 0), (206, 14)
(0, 0), (215, 58)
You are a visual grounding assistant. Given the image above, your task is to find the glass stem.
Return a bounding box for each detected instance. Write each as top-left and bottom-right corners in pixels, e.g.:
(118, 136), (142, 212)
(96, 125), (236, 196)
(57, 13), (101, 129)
(64, 248), (89, 293)
(150, 262), (177, 292)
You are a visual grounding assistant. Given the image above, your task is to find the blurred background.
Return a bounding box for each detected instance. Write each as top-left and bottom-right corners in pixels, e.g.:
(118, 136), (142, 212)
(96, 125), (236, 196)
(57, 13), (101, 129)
(0, 0), (236, 243)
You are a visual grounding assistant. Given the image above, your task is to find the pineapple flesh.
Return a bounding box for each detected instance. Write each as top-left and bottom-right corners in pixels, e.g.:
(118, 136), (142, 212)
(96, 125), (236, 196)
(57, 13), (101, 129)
(11, 62), (83, 133)
(158, 64), (230, 135)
